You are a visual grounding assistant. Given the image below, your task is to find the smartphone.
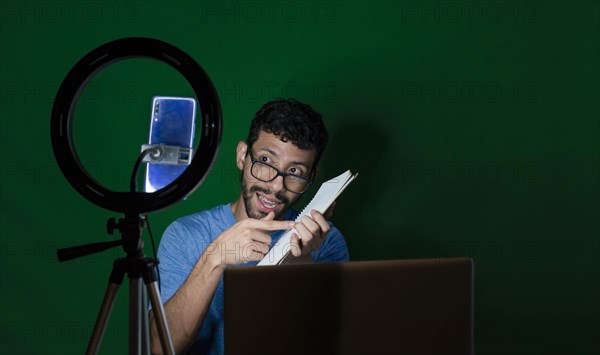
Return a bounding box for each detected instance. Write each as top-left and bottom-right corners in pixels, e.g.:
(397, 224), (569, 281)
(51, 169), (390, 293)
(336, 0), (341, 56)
(145, 96), (196, 193)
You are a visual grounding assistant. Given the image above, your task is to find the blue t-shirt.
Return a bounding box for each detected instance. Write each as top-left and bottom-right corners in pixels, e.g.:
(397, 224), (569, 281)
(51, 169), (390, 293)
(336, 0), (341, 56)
(157, 203), (349, 355)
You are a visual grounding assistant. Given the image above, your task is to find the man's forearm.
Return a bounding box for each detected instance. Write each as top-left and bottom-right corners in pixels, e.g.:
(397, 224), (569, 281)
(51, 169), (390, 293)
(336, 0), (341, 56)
(150, 254), (224, 354)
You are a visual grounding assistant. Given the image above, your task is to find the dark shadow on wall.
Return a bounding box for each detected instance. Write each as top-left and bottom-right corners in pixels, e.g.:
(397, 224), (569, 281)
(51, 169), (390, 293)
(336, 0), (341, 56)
(315, 118), (414, 260)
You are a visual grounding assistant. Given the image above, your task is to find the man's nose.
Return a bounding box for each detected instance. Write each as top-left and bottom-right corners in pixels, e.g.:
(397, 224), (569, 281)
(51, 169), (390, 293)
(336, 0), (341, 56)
(265, 174), (285, 193)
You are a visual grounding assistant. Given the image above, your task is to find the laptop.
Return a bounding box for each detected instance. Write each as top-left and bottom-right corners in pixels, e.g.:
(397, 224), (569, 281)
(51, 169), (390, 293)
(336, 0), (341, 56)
(224, 258), (474, 355)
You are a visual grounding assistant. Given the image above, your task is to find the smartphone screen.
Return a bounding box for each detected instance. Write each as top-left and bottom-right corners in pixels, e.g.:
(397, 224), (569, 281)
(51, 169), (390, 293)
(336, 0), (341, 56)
(145, 96), (196, 192)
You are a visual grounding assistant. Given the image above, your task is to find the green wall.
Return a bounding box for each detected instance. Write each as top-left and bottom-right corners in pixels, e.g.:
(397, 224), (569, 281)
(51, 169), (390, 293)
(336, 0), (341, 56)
(1, 1), (598, 354)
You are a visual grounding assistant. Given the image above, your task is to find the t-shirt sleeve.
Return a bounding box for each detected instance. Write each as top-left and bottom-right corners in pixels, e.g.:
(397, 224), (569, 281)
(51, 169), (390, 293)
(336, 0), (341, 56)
(311, 222), (349, 262)
(156, 219), (202, 304)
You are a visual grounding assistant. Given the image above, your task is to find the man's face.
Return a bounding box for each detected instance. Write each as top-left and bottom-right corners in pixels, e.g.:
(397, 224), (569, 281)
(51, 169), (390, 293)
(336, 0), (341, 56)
(236, 131), (316, 220)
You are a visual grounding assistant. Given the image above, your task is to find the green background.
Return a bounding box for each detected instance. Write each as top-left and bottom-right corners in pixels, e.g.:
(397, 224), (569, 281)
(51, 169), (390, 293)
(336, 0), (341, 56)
(1, 1), (598, 354)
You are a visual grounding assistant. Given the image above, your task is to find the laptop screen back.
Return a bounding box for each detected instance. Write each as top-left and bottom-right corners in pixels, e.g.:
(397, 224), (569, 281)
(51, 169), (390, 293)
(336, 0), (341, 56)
(224, 258), (474, 355)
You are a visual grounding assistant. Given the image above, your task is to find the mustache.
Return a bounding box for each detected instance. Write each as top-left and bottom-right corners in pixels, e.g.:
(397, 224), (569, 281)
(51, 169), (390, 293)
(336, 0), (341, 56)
(249, 185), (290, 205)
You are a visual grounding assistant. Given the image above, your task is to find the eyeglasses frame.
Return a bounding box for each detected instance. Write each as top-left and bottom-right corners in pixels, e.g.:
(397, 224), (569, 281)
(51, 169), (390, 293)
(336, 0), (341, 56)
(247, 150), (314, 194)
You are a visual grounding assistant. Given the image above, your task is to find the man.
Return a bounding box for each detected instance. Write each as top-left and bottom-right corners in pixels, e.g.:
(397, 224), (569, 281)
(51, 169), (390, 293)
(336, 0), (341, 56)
(150, 99), (349, 354)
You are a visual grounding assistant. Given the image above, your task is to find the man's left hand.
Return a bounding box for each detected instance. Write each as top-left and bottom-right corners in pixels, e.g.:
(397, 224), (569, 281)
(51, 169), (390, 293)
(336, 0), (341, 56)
(289, 203), (335, 257)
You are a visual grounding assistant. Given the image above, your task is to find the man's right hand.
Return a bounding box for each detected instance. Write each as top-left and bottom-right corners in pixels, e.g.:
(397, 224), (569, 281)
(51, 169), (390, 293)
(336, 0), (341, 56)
(203, 211), (295, 268)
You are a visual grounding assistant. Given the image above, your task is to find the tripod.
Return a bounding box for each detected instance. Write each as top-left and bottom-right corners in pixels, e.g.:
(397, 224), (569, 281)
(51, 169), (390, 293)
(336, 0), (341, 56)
(57, 214), (175, 355)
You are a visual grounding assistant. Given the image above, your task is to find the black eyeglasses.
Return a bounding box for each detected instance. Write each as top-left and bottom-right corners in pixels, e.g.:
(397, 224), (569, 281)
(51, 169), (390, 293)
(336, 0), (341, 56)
(248, 151), (313, 194)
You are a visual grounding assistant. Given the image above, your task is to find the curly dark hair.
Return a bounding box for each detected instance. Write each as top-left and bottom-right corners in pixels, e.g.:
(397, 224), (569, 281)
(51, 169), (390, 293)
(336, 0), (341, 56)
(246, 98), (329, 168)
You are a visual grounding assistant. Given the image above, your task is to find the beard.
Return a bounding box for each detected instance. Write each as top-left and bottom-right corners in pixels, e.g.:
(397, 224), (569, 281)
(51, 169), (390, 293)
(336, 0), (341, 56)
(241, 176), (297, 220)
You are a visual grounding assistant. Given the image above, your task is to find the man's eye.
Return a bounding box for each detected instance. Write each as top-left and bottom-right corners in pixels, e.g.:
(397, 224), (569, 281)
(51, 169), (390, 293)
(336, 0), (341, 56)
(289, 167), (302, 176)
(260, 156), (269, 163)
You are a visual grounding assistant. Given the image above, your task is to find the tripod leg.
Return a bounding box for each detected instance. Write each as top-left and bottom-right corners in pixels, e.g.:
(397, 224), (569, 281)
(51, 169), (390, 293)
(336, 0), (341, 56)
(86, 282), (121, 355)
(141, 286), (151, 354)
(130, 277), (143, 355)
(147, 281), (175, 355)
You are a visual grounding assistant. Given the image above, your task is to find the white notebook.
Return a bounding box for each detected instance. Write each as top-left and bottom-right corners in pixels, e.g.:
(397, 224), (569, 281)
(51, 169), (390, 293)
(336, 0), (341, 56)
(257, 170), (358, 266)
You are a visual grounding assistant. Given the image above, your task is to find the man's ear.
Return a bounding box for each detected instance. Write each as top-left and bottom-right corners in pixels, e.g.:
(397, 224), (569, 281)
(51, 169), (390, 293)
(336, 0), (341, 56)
(236, 141), (248, 171)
